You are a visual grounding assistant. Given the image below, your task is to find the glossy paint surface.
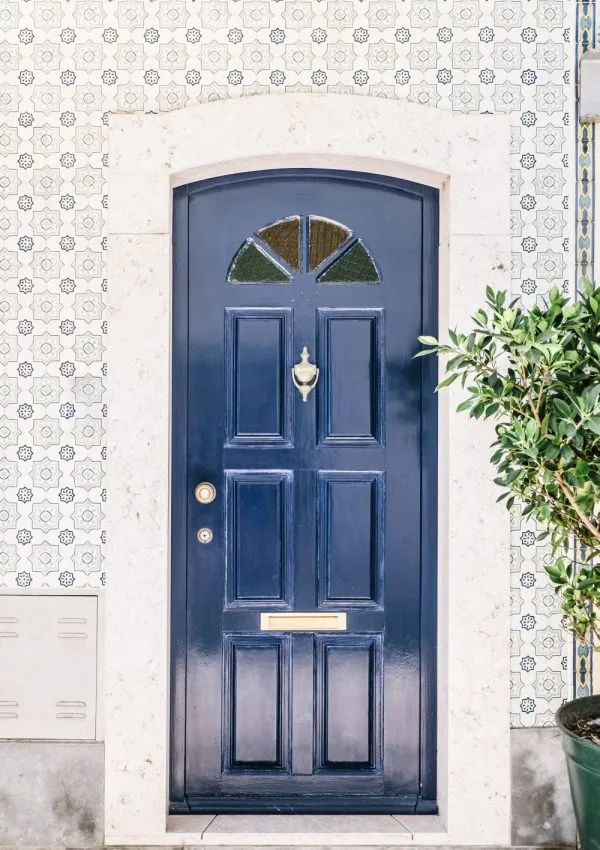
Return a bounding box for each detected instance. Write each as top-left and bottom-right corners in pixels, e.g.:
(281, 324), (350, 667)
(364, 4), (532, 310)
(171, 170), (438, 814)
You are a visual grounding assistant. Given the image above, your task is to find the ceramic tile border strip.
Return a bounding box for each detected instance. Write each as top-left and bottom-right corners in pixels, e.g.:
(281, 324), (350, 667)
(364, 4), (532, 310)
(574, 0), (596, 698)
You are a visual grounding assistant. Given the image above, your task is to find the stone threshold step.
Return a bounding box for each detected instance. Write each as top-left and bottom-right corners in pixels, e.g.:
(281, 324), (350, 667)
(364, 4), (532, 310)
(17, 842), (574, 850)
(9, 841), (574, 850)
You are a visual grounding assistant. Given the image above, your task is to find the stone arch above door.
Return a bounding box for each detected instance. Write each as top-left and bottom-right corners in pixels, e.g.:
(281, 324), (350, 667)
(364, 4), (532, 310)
(106, 93), (511, 847)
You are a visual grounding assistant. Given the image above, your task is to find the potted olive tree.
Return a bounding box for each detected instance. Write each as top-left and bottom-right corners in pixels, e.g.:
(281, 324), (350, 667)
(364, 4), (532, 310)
(418, 281), (600, 849)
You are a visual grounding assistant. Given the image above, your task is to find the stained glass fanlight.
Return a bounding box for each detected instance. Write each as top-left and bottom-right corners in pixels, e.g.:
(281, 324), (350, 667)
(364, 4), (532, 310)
(227, 214), (380, 283)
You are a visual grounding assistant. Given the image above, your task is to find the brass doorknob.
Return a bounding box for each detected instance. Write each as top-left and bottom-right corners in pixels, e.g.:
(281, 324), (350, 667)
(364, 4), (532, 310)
(195, 482), (217, 504)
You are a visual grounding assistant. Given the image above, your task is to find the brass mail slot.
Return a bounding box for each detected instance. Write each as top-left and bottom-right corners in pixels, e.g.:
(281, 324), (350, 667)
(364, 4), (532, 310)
(260, 612), (347, 632)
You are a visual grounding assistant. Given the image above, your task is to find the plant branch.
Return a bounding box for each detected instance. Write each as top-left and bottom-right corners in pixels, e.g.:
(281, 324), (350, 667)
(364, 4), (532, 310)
(554, 470), (600, 546)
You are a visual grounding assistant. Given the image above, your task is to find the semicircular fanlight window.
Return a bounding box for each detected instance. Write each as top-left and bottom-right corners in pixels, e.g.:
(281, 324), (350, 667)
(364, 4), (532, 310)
(227, 214), (380, 284)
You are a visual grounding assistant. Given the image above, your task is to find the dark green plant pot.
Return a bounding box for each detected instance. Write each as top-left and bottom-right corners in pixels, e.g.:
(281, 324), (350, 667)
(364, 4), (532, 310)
(556, 696), (600, 850)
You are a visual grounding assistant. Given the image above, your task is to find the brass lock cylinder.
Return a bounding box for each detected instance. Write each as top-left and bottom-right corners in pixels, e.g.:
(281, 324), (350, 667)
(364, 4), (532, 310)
(195, 482), (217, 504)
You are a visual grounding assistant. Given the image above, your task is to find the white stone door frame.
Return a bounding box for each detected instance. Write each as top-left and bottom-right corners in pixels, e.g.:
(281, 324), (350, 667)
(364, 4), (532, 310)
(106, 93), (511, 846)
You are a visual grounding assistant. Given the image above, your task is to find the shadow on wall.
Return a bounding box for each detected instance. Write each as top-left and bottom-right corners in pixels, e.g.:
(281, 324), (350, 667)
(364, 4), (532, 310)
(0, 742), (103, 848)
(511, 727), (576, 846)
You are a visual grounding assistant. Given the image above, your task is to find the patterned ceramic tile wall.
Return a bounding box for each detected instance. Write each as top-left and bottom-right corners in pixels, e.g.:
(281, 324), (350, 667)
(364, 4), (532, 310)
(0, 0), (583, 725)
(574, 0), (596, 698)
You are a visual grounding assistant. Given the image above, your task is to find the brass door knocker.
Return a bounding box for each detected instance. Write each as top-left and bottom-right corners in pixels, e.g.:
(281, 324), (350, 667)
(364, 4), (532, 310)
(292, 346), (319, 402)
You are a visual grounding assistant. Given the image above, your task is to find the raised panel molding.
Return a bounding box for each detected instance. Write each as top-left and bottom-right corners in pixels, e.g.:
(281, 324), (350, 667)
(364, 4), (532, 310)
(317, 471), (384, 608)
(317, 308), (384, 446)
(225, 308), (293, 446)
(225, 470), (293, 608)
(222, 635), (291, 773)
(0, 595), (98, 740)
(315, 635), (382, 773)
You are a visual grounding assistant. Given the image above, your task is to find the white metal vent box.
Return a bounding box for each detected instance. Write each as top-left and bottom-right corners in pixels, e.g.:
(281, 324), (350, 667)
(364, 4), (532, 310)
(0, 595), (97, 740)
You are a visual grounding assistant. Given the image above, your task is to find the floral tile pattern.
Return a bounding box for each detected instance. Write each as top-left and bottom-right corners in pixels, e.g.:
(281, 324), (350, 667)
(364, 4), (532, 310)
(574, 0), (596, 698)
(0, 0), (584, 724)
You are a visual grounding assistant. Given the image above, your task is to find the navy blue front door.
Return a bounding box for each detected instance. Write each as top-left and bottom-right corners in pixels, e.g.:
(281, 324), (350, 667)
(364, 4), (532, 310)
(171, 170), (438, 814)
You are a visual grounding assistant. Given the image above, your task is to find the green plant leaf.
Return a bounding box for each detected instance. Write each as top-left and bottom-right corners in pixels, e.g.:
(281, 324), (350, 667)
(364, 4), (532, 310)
(586, 416), (600, 435)
(436, 373), (459, 389)
(525, 420), (538, 441)
(554, 399), (571, 419)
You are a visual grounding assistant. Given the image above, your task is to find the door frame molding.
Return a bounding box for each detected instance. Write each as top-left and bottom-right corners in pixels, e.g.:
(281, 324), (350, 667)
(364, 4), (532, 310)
(106, 93), (511, 846)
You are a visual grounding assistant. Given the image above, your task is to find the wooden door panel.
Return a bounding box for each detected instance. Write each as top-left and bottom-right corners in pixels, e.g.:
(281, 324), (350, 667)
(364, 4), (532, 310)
(223, 636), (290, 772)
(225, 471), (293, 607)
(316, 636), (382, 772)
(317, 471), (384, 608)
(317, 309), (384, 445)
(225, 308), (293, 446)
